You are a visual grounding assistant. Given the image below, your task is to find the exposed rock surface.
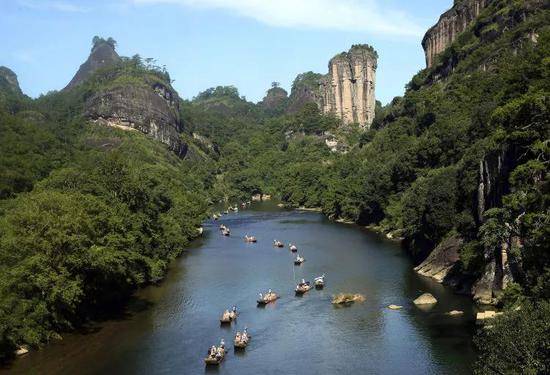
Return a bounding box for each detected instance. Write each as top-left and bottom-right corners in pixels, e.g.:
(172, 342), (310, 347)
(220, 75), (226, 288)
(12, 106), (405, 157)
(422, 0), (491, 68)
(259, 86), (288, 113)
(319, 45), (377, 128)
(286, 72), (324, 114)
(415, 235), (463, 283)
(66, 38), (188, 156)
(84, 82), (187, 156)
(287, 44), (377, 128)
(65, 41), (121, 90)
(413, 293), (437, 305)
(447, 310), (464, 316)
(0, 66), (23, 95)
(476, 310), (503, 324)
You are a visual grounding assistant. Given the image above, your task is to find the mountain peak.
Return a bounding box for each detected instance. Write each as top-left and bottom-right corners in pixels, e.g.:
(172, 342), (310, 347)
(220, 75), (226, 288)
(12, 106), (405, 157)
(64, 36), (121, 90)
(0, 66), (23, 95)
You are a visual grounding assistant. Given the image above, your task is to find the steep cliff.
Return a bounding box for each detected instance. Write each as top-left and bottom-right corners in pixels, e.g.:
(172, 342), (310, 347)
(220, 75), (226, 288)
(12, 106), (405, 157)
(0, 66), (23, 96)
(65, 38), (187, 156)
(84, 80), (187, 156)
(320, 45), (377, 128)
(422, 0), (491, 68)
(286, 72), (324, 114)
(287, 45), (377, 128)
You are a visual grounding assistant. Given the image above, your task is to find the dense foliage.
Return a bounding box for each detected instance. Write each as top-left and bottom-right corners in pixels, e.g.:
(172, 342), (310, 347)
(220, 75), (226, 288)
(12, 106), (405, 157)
(184, 1), (549, 372)
(0, 1), (548, 371)
(0, 63), (208, 361)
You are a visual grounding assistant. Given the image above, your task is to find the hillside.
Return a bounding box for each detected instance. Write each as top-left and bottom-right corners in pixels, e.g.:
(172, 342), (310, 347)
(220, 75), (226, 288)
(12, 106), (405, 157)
(0, 39), (211, 361)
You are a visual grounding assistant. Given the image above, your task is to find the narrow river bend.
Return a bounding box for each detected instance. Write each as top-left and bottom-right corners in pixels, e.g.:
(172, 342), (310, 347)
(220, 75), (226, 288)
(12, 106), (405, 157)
(6, 202), (476, 374)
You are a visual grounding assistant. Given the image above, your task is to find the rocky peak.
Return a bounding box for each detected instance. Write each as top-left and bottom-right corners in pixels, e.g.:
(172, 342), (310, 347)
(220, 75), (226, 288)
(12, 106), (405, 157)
(287, 44), (378, 129)
(422, 0), (491, 68)
(259, 83), (288, 113)
(321, 44), (377, 128)
(0, 66), (23, 95)
(286, 72), (324, 114)
(65, 37), (121, 90)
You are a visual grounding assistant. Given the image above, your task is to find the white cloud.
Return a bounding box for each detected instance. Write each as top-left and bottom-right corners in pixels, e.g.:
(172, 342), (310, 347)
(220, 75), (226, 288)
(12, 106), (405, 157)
(18, 0), (90, 13)
(132, 0), (424, 37)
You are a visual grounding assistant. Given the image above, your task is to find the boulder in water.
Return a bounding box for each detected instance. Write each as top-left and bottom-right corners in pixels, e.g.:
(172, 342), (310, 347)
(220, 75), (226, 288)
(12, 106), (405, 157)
(332, 293), (365, 305)
(387, 304), (403, 310)
(413, 293), (437, 305)
(446, 310), (464, 316)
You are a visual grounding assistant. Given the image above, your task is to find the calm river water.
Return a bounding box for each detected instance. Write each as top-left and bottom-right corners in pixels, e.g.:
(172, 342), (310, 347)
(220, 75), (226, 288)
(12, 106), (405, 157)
(4, 202), (476, 374)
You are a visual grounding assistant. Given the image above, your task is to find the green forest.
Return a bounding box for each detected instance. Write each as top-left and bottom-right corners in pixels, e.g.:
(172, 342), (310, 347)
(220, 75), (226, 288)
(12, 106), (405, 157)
(0, 0), (549, 373)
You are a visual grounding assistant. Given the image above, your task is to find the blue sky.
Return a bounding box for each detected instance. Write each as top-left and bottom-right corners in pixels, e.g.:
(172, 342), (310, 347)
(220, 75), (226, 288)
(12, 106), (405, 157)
(0, 0), (451, 104)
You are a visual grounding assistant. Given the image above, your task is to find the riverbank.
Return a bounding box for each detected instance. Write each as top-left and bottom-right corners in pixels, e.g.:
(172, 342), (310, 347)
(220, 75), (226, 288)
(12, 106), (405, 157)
(3, 203), (476, 374)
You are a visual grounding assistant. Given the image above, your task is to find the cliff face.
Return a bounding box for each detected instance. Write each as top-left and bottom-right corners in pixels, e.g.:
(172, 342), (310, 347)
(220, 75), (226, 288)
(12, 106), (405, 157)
(65, 38), (187, 156)
(422, 0), (491, 68)
(286, 72), (324, 114)
(84, 80), (187, 156)
(259, 86), (288, 114)
(287, 45), (377, 129)
(0, 66), (22, 95)
(320, 45), (377, 128)
(65, 41), (121, 90)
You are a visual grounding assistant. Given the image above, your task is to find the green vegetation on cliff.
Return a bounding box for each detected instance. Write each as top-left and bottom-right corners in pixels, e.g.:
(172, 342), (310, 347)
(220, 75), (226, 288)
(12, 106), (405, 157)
(184, 1), (548, 372)
(0, 57), (208, 360)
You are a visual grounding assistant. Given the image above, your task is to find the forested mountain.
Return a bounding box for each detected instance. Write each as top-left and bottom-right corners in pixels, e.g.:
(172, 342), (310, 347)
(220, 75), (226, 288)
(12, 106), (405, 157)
(0, 41), (210, 361)
(0, 0), (548, 372)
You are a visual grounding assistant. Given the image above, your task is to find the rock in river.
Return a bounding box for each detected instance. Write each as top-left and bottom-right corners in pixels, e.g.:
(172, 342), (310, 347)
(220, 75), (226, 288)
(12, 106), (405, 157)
(413, 293), (437, 305)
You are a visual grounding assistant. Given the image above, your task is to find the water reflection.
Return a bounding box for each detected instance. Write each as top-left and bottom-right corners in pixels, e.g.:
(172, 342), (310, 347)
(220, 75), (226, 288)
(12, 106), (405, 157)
(4, 202), (475, 374)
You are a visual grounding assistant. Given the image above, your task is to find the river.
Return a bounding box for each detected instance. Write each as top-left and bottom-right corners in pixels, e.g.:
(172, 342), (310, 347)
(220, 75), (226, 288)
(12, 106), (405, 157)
(4, 202), (476, 374)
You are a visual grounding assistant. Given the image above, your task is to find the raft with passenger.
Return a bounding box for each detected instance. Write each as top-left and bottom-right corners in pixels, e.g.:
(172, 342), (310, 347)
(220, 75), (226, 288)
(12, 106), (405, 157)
(295, 280), (311, 295)
(273, 240), (284, 248)
(234, 328), (251, 349)
(257, 290), (279, 305)
(244, 235), (257, 243)
(220, 306), (238, 324)
(289, 243), (298, 252)
(204, 340), (226, 365)
(294, 255), (305, 265)
(314, 274), (325, 289)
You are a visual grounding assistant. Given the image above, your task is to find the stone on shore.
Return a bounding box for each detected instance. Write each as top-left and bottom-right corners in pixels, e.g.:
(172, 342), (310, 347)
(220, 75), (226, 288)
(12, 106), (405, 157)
(476, 310), (503, 324)
(15, 346), (29, 356)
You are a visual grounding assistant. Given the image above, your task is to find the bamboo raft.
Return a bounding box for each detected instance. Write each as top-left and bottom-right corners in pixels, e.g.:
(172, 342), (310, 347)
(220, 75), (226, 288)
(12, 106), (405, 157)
(220, 310), (237, 324)
(314, 274), (325, 289)
(244, 235), (257, 243)
(257, 292), (279, 305)
(234, 333), (251, 349)
(204, 347), (225, 365)
(295, 281), (311, 295)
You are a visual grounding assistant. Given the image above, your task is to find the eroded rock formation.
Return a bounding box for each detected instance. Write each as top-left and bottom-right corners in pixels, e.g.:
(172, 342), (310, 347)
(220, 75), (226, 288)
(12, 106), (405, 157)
(287, 44), (377, 128)
(84, 81), (187, 156)
(65, 38), (187, 156)
(0, 66), (23, 95)
(422, 0), (491, 68)
(259, 85), (288, 114)
(319, 45), (377, 128)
